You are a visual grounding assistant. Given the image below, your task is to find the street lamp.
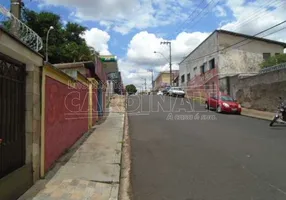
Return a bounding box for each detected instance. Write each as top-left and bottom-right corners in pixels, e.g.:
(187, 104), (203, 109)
(45, 26), (54, 63)
(154, 51), (169, 63)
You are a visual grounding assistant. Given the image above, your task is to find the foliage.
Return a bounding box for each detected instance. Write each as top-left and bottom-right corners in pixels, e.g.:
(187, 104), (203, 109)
(21, 8), (95, 64)
(126, 84), (137, 94)
(260, 53), (286, 68)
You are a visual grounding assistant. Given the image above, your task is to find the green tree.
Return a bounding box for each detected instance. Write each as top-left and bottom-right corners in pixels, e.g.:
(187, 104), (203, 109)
(126, 84), (137, 95)
(21, 8), (94, 64)
(260, 53), (286, 68)
(64, 22), (87, 45)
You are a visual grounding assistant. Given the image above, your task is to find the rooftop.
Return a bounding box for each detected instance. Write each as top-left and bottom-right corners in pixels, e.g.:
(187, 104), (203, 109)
(217, 29), (286, 47)
(179, 29), (286, 65)
(53, 61), (94, 69)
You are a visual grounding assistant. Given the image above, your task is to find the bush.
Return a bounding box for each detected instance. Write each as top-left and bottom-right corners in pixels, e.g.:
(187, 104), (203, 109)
(260, 53), (286, 68)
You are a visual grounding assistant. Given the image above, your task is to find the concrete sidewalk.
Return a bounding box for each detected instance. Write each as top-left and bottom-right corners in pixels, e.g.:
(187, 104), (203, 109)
(18, 96), (126, 200)
(241, 107), (274, 121)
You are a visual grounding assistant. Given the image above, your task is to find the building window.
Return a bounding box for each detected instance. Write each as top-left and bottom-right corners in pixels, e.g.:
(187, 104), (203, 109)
(275, 53), (280, 56)
(263, 53), (271, 61)
(200, 64), (205, 74)
(193, 67), (197, 76)
(181, 75), (185, 83)
(187, 73), (190, 82)
(209, 58), (215, 70)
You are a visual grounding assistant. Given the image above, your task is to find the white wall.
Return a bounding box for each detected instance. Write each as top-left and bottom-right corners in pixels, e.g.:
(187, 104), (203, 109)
(218, 32), (285, 55)
(218, 49), (263, 77)
(217, 32), (285, 77)
(179, 32), (219, 88)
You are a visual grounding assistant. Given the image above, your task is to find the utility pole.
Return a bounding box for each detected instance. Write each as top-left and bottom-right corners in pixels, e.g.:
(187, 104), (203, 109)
(151, 70), (154, 90)
(10, 0), (23, 36)
(10, 0), (21, 19)
(160, 41), (172, 86)
(141, 78), (147, 93)
(148, 69), (154, 91)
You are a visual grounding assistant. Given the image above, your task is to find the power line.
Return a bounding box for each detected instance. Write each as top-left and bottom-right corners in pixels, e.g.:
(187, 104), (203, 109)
(155, 0), (218, 60)
(231, 0), (280, 30)
(230, 0), (284, 32)
(154, 0), (283, 71)
(181, 0), (220, 33)
(235, 26), (286, 49)
(180, 20), (286, 65)
(173, 0), (207, 36)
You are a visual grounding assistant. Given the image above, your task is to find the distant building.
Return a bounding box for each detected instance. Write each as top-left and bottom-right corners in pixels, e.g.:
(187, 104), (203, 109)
(179, 29), (286, 98)
(154, 70), (179, 90)
(173, 75), (179, 87)
(99, 55), (124, 95)
(99, 55), (118, 74)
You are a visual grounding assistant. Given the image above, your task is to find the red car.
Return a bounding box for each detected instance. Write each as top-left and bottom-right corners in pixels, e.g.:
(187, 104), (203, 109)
(205, 94), (241, 114)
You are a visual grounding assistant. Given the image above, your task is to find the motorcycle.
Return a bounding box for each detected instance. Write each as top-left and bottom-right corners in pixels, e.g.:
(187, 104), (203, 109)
(269, 97), (286, 126)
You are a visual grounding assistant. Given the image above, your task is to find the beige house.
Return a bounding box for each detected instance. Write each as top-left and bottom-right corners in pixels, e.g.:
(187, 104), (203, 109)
(154, 70), (179, 90)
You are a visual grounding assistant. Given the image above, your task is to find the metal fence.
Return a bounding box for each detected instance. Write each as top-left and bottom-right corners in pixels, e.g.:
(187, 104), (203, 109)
(0, 4), (43, 52)
(259, 62), (286, 74)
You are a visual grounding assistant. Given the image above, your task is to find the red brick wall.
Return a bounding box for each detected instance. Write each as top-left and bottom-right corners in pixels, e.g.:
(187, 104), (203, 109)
(45, 77), (88, 172)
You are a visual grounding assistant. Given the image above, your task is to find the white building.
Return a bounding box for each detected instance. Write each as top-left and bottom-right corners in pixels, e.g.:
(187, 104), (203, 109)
(179, 29), (286, 96)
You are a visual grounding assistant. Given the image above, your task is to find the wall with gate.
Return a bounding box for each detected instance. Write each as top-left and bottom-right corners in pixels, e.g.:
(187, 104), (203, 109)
(0, 28), (43, 200)
(41, 65), (98, 176)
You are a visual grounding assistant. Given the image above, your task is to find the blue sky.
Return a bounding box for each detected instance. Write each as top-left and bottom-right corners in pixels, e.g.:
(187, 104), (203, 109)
(2, 0), (285, 88)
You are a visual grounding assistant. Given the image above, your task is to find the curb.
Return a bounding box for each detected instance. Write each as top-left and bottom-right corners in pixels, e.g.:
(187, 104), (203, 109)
(118, 96), (132, 200)
(241, 109), (274, 121)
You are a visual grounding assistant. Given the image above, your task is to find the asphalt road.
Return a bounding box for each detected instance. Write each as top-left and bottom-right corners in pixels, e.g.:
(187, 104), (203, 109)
(128, 95), (286, 200)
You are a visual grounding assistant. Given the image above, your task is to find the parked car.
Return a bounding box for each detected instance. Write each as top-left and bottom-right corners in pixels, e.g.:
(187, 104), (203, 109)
(157, 91), (163, 95)
(168, 87), (185, 97)
(205, 94), (241, 114)
(162, 86), (170, 95)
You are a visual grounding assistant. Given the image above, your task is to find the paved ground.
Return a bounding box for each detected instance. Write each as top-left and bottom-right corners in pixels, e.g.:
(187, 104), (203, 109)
(18, 96), (125, 200)
(128, 95), (286, 200)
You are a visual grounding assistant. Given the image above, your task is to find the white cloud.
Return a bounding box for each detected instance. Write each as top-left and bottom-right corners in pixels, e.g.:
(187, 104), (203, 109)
(99, 21), (113, 32)
(81, 28), (111, 55)
(215, 5), (227, 17)
(39, 0), (193, 34)
(118, 59), (153, 89)
(119, 31), (209, 87)
(126, 31), (210, 66)
(221, 0), (286, 41)
(154, 63), (179, 72)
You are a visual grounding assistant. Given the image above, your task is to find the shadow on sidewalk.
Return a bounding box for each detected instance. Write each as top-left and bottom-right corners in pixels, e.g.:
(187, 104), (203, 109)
(18, 112), (110, 200)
